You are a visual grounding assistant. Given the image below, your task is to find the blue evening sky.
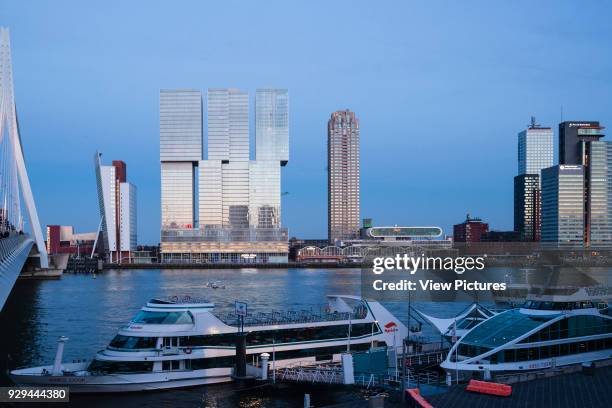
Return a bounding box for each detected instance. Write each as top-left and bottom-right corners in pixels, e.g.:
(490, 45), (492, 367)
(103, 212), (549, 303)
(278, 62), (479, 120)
(2, 1), (612, 244)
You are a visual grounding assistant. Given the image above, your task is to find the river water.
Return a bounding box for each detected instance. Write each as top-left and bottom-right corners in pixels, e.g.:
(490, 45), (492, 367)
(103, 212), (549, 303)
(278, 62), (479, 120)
(0, 267), (608, 407)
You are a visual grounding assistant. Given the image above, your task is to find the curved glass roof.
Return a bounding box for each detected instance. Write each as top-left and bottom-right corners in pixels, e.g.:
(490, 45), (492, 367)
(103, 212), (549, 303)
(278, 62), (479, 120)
(460, 309), (553, 348)
(369, 227), (442, 238)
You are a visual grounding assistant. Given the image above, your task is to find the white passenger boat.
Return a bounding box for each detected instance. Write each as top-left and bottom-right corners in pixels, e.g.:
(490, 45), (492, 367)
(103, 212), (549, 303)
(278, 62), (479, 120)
(441, 287), (612, 378)
(10, 295), (407, 393)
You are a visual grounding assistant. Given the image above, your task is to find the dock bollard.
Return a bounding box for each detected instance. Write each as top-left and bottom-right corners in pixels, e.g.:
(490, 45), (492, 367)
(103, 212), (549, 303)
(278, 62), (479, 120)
(260, 352), (270, 380)
(52, 336), (69, 376)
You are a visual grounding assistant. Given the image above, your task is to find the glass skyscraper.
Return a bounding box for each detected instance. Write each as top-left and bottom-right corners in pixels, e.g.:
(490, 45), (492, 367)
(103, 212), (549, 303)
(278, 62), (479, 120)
(514, 174), (540, 242)
(328, 110), (360, 243)
(518, 119), (553, 177)
(159, 90), (202, 229)
(541, 165), (584, 248)
(256, 89), (289, 164)
(514, 118), (552, 242)
(160, 88), (289, 263)
(583, 140), (612, 248)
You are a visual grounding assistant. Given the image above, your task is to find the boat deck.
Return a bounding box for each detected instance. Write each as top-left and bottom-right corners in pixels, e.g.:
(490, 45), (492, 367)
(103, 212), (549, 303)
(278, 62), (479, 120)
(427, 365), (612, 408)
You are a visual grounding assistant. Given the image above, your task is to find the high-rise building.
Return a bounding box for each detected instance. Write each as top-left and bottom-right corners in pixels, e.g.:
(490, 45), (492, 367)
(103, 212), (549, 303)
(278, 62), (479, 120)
(328, 110), (360, 243)
(453, 215), (488, 243)
(514, 118), (551, 242)
(518, 117), (553, 177)
(582, 140), (612, 248)
(94, 152), (137, 263)
(541, 165), (584, 248)
(256, 89), (289, 164)
(161, 88), (289, 263)
(514, 174), (541, 241)
(559, 121), (604, 165)
(159, 90), (202, 230)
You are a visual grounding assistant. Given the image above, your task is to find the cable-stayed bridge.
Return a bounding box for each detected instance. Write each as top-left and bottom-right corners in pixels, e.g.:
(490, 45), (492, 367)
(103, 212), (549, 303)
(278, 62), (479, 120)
(0, 27), (49, 310)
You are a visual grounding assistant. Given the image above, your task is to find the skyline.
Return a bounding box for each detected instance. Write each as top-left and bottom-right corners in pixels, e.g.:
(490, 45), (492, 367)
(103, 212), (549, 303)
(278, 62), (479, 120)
(2, 1), (612, 244)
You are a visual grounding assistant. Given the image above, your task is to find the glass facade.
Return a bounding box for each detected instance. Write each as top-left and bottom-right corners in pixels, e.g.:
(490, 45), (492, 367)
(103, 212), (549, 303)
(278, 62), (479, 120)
(368, 226), (442, 238)
(249, 161), (281, 228)
(584, 141), (612, 248)
(198, 160), (223, 226)
(161, 88), (289, 263)
(256, 89), (289, 164)
(159, 89), (202, 162)
(518, 127), (553, 177)
(119, 182), (137, 251)
(514, 174), (540, 241)
(207, 88), (249, 162)
(159, 90), (201, 232)
(328, 110), (360, 242)
(541, 165), (584, 247)
(161, 162), (195, 229)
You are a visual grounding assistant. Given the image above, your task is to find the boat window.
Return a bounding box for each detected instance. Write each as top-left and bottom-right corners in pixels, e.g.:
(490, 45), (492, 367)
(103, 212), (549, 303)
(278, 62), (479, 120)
(88, 360), (153, 374)
(519, 315), (612, 343)
(108, 335), (157, 350)
(460, 310), (543, 349)
(178, 323), (377, 348)
(163, 337), (179, 348)
(132, 311), (194, 325)
(162, 360), (181, 371)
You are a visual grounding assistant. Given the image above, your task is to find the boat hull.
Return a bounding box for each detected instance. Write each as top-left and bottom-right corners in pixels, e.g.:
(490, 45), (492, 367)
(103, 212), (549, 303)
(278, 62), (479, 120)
(10, 363), (233, 393)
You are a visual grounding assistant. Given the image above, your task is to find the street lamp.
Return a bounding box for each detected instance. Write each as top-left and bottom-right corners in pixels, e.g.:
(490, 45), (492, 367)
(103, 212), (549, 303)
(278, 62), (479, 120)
(371, 320), (378, 349)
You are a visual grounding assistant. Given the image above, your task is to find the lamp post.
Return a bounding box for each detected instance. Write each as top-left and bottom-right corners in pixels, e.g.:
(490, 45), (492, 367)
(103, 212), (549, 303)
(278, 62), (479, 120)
(371, 320), (378, 349)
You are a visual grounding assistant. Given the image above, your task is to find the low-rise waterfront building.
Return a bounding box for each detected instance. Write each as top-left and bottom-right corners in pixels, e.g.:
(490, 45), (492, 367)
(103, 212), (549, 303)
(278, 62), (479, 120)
(296, 225), (453, 263)
(46, 225), (97, 256)
(453, 215), (488, 243)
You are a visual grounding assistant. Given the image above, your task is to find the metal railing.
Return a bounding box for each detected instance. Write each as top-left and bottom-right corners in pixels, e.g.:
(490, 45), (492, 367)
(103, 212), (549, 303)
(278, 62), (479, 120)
(217, 306), (368, 327)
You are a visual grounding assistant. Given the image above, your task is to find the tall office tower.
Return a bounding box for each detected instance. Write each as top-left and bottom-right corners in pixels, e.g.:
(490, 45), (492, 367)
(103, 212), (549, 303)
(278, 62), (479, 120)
(514, 117), (551, 241)
(582, 140), (612, 248)
(249, 89), (288, 228)
(94, 152), (137, 263)
(256, 89), (289, 164)
(163, 88), (289, 263)
(328, 110), (360, 243)
(202, 89), (250, 228)
(541, 165), (584, 248)
(556, 121), (612, 248)
(514, 174), (540, 241)
(559, 121), (604, 165)
(518, 117), (553, 176)
(207, 89), (249, 162)
(159, 90), (202, 230)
